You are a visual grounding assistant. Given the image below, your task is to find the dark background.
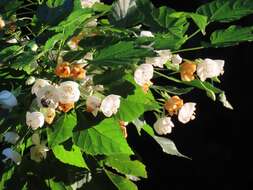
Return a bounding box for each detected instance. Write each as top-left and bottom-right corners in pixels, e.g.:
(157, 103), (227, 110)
(113, 0), (253, 190)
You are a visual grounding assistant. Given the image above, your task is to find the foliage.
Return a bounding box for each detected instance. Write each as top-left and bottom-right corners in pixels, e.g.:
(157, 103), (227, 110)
(0, 0), (252, 189)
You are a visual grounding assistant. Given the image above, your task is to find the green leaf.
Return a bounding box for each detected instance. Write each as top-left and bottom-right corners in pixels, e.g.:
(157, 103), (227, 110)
(52, 145), (88, 169)
(153, 136), (191, 159)
(132, 118), (155, 136)
(210, 25), (253, 47)
(111, 0), (143, 27)
(92, 41), (153, 66)
(0, 45), (21, 61)
(0, 167), (14, 189)
(197, 0), (253, 23)
(153, 85), (194, 95)
(50, 9), (92, 36)
(183, 80), (222, 94)
(117, 76), (160, 122)
(105, 170), (138, 190)
(73, 118), (133, 155)
(103, 154), (147, 178)
(169, 12), (208, 34)
(10, 52), (37, 74)
(47, 112), (77, 147)
(44, 33), (65, 51)
(47, 179), (69, 190)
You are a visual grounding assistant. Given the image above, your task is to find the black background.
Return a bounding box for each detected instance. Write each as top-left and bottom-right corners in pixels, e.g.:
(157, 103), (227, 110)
(113, 0), (253, 190)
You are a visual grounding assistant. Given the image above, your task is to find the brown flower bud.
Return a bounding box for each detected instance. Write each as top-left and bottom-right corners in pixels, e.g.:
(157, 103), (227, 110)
(164, 96), (184, 116)
(70, 64), (86, 80)
(119, 121), (128, 138)
(58, 102), (75, 113)
(180, 61), (196, 81)
(55, 62), (71, 78)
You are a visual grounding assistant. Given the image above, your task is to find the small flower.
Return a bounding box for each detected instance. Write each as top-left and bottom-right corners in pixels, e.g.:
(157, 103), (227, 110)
(26, 111), (45, 130)
(197, 58), (225, 81)
(140, 31), (154, 37)
(58, 102), (75, 113)
(81, 0), (100, 8)
(70, 64), (86, 80)
(6, 38), (18, 44)
(0, 17), (5, 30)
(180, 61), (197, 81)
(25, 76), (36, 85)
(145, 50), (172, 68)
(119, 121), (128, 138)
(30, 144), (49, 162)
(55, 62), (71, 78)
(134, 64), (154, 90)
(153, 117), (174, 135)
(2, 148), (21, 165)
(86, 19), (98, 27)
(41, 108), (56, 124)
(178, 103), (196, 124)
(37, 85), (59, 109)
(31, 79), (50, 96)
(164, 96), (184, 116)
(67, 36), (81, 50)
(100, 95), (121, 117)
(171, 54), (182, 65)
(0, 90), (17, 110)
(86, 96), (101, 116)
(3, 132), (19, 144)
(58, 81), (80, 104)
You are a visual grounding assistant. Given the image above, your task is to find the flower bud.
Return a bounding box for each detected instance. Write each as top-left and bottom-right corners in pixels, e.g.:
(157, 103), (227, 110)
(0, 90), (17, 109)
(154, 117), (174, 135)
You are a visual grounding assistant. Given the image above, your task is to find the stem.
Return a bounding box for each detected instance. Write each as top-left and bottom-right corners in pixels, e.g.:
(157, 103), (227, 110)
(154, 70), (182, 83)
(172, 46), (204, 54)
(187, 29), (201, 41)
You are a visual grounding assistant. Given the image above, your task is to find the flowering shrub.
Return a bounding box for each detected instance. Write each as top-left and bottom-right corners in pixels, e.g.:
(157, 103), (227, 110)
(1, 0), (253, 189)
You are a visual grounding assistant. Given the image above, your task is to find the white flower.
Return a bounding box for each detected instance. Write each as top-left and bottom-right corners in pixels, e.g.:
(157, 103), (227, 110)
(31, 79), (50, 96)
(86, 96), (101, 116)
(145, 50), (172, 68)
(100, 95), (121, 117)
(153, 117), (174, 135)
(26, 111), (45, 130)
(36, 85), (59, 108)
(134, 64), (154, 86)
(140, 31), (154, 37)
(2, 148), (21, 165)
(197, 58), (225, 81)
(0, 90), (18, 109)
(58, 81), (80, 104)
(25, 76), (36, 85)
(171, 54), (182, 65)
(178, 103), (196, 124)
(81, 0), (100, 8)
(86, 19), (98, 27)
(0, 17), (5, 30)
(3, 132), (19, 144)
(30, 144), (49, 162)
(6, 38), (18, 44)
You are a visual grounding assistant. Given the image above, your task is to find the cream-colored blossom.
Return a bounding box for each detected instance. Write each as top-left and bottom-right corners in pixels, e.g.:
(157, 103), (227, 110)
(3, 132), (19, 144)
(146, 50), (172, 68)
(134, 64), (154, 86)
(30, 144), (49, 162)
(0, 17), (5, 30)
(2, 148), (21, 165)
(31, 79), (50, 96)
(26, 111), (45, 130)
(0, 90), (17, 109)
(171, 54), (182, 65)
(140, 31), (154, 37)
(58, 81), (80, 104)
(25, 76), (36, 85)
(81, 0), (100, 8)
(86, 96), (101, 116)
(37, 85), (59, 109)
(197, 58), (225, 81)
(178, 103), (196, 124)
(153, 117), (174, 135)
(100, 95), (121, 117)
